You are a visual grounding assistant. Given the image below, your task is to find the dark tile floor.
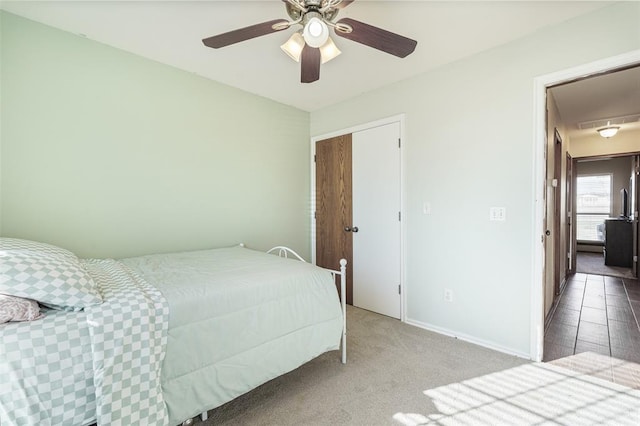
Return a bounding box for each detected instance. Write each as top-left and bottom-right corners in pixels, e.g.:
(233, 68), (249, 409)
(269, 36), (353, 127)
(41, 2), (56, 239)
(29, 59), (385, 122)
(544, 273), (640, 363)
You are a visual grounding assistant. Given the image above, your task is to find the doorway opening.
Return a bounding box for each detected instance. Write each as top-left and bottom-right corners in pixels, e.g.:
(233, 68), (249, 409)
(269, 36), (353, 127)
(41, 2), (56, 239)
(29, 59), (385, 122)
(532, 50), (640, 361)
(536, 57), (640, 363)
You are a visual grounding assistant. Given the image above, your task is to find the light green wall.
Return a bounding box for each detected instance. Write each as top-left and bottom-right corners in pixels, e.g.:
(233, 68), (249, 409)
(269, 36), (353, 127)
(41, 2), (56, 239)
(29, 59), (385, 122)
(311, 2), (640, 356)
(0, 12), (311, 259)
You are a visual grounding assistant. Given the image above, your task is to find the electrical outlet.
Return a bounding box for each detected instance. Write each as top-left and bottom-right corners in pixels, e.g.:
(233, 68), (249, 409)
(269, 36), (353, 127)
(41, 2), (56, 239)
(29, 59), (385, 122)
(444, 288), (453, 302)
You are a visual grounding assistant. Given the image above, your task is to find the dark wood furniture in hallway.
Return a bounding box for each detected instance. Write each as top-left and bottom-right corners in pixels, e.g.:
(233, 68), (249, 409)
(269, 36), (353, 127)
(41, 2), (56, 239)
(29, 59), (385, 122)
(604, 218), (633, 267)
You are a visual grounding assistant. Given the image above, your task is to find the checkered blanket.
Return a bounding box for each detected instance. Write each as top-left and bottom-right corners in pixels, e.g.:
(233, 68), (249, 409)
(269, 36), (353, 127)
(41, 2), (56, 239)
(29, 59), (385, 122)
(83, 259), (170, 425)
(0, 260), (169, 426)
(0, 308), (96, 425)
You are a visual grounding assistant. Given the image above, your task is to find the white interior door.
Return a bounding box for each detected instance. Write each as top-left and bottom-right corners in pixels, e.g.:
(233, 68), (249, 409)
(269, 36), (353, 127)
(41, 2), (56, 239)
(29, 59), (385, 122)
(352, 122), (401, 319)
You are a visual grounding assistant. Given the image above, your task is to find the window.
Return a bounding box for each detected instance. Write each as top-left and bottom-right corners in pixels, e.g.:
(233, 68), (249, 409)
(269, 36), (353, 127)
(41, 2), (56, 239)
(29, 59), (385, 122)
(576, 174), (612, 242)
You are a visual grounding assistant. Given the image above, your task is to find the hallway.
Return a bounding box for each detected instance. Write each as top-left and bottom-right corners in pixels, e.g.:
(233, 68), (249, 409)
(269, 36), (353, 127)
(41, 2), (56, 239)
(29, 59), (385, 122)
(543, 273), (640, 363)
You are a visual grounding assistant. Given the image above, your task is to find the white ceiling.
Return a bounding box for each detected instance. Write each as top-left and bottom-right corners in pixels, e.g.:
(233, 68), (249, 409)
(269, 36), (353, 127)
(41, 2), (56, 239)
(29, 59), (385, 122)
(1, 0), (615, 112)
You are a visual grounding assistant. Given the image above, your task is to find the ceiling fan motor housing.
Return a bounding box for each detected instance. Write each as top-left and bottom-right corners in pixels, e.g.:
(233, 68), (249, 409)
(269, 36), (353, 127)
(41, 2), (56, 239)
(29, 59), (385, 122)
(286, 0), (339, 23)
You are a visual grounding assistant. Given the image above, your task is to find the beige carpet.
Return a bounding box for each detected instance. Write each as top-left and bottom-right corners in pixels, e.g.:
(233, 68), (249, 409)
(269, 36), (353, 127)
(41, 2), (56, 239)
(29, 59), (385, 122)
(188, 308), (640, 425)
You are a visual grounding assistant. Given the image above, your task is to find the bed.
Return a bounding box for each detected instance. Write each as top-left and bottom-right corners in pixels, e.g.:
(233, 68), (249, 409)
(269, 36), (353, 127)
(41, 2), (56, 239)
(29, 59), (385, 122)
(0, 238), (346, 425)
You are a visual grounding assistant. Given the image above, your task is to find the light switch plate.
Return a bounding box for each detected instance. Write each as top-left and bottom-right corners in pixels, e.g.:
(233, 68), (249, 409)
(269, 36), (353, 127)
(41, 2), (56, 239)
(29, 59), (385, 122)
(490, 207), (506, 221)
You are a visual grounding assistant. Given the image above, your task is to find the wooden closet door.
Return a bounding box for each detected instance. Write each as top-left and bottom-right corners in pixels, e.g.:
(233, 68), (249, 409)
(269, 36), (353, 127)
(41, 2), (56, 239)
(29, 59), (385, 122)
(315, 134), (353, 304)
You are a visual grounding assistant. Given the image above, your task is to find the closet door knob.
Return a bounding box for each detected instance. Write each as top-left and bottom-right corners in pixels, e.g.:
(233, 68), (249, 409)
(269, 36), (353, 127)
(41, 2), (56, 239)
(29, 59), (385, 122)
(352, 226), (359, 233)
(344, 226), (352, 232)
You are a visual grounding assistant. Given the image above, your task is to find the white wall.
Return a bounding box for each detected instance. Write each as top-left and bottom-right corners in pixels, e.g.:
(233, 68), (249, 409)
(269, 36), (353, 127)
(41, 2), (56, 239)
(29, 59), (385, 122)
(0, 12), (311, 259)
(311, 2), (640, 356)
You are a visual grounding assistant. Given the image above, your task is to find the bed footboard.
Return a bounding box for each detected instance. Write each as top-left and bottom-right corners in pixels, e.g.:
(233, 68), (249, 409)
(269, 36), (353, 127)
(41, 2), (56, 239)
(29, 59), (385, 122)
(331, 259), (347, 365)
(266, 246), (347, 364)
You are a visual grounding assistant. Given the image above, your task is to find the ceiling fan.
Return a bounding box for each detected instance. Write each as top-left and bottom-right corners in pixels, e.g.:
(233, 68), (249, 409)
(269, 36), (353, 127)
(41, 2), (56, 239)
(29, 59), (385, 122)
(202, 0), (417, 83)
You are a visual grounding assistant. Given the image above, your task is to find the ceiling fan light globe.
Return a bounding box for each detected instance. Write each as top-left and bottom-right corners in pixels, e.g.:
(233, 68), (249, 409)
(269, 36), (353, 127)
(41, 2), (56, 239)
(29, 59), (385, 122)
(308, 20), (323, 37)
(280, 32), (305, 62)
(303, 17), (329, 48)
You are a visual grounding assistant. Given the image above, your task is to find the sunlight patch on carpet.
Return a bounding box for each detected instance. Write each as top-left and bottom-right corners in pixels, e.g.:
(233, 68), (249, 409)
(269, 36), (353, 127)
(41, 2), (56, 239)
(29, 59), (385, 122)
(393, 359), (640, 425)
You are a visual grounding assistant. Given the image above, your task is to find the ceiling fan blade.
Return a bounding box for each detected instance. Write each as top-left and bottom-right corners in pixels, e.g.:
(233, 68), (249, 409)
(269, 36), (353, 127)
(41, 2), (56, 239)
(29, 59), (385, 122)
(301, 45), (321, 83)
(202, 19), (288, 49)
(334, 18), (417, 58)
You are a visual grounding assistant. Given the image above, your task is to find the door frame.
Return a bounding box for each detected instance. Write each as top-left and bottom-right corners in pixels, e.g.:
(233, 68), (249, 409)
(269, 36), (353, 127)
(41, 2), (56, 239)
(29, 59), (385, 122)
(634, 155), (639, 277)
(310, 114), (407, 321)
(552, 128), (562, 297)
(566, 153), (576, 276)
(532, 49), (640, 361)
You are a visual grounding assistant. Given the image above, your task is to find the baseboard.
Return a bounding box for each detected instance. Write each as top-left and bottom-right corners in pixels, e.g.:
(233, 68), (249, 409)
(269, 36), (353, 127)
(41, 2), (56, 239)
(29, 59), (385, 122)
(559, 276), (567, 294)
(545, 293), (562, 332)
(544, 275), (569, 331)
(404, 318), (531, 360)
(577, 245), (604, 254)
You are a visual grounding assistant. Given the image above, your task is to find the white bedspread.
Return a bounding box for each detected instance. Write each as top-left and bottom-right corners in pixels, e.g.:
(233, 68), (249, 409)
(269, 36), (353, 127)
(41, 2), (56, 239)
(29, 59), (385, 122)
(122, 246), (343, 424)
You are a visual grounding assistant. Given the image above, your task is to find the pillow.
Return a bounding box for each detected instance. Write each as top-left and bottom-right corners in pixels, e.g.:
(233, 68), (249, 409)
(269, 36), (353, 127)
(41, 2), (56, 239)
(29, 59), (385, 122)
(0, 294), (44, 324)
(0, 238), (102, 310)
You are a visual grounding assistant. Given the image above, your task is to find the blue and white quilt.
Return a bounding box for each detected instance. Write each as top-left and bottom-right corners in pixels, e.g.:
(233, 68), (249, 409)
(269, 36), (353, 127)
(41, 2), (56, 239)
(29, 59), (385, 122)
(0, 259), (170, 426)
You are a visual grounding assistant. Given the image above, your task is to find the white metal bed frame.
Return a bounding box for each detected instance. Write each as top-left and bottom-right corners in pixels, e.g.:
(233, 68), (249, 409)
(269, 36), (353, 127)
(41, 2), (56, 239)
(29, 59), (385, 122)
(194, 245), (347, 424)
